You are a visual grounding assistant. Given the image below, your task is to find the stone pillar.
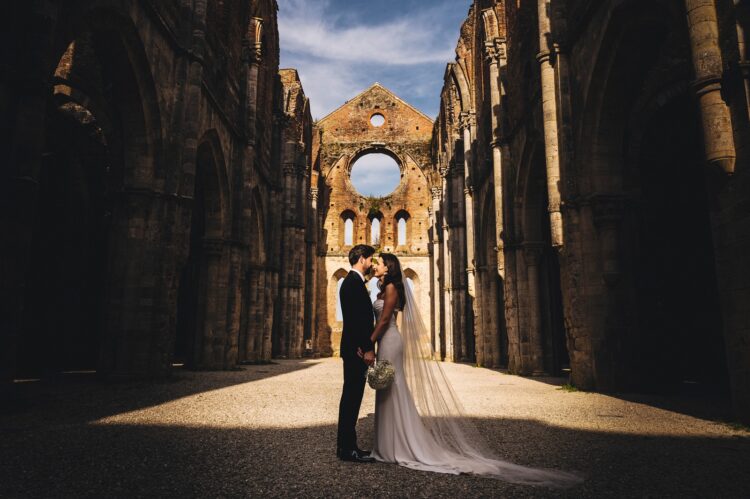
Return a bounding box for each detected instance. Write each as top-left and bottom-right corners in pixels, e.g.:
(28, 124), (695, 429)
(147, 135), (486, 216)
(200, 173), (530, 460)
(536, 0), (564, 247)
(486, 40), (508, 279)
(278, 140), (298, 358)
(454, 168), (469, 362)
(306, 187), (320, 355)
(99, 190), (184, 378)
(524, 242), (546, 375)
(242, 266), (265, 362)
(590, 195), (625, 390)
(460, 112), (478, 362)
(430, 187), (444, 357)
(194, 238), (230, 368)
(504, 242), (522, 373)
(440, 171), (456, 361)
(685, 0), (736, 174)
(244, 18), (263, 144)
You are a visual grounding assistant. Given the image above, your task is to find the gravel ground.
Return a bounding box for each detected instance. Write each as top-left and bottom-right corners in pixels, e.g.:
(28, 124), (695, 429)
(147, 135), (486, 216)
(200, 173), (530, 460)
(1, 358), (749, 498)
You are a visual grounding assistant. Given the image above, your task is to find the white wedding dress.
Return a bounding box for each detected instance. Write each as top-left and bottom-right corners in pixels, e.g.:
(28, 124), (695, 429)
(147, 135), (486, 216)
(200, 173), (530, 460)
(370, 296), (583, 488)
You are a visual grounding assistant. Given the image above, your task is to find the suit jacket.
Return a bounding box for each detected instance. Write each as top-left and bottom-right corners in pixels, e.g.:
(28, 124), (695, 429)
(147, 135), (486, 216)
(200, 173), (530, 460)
(339, 270), (375, 359)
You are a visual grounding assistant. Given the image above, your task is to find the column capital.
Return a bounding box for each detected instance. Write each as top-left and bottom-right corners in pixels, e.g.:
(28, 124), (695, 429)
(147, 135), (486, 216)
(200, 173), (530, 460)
(431, 186), (443, 199)
(459, 111), (476, 130)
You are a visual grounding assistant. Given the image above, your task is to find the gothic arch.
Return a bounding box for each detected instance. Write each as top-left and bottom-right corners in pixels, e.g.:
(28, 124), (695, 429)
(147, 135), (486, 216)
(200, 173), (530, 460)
(196, 129), (231, 240)
(51, 5), (164, 186)
(449, 63), (473, 114)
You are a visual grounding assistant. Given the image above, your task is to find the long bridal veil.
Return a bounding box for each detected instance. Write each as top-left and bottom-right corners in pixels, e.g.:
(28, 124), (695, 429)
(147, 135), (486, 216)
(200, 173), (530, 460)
(399, 282), (583, 488)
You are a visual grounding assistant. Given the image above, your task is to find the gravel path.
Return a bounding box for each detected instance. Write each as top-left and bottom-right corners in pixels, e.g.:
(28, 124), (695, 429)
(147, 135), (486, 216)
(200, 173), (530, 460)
(2, 358), (749, 498)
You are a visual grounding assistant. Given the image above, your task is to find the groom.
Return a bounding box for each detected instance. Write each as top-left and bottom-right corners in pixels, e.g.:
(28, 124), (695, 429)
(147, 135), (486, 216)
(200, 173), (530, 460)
(336, 244), (377, 463)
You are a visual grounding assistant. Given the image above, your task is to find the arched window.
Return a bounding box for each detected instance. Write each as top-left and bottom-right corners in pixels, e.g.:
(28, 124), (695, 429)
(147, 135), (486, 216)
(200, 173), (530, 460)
(397, 218), (407, 246)
(371, 218), (381, 246)
(395, 210), (410, 247)
(344, 218), (353, 246)
(341, 210), (356, 247)
(336, 277), (345, 321)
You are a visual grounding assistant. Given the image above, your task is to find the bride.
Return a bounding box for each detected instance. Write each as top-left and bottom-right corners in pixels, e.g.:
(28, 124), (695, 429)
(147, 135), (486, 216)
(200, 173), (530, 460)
(365, 253), (583, 488)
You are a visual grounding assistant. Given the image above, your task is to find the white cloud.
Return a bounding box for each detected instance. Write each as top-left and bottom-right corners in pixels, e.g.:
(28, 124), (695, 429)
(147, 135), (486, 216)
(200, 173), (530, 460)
(278, 0), (466, 118)
(278, 0), (456, 66)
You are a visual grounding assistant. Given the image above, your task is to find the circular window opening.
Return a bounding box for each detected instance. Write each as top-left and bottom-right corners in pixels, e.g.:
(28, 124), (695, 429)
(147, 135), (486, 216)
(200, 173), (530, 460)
(350, 153), (401, 197)
(370, 113), (385, 127)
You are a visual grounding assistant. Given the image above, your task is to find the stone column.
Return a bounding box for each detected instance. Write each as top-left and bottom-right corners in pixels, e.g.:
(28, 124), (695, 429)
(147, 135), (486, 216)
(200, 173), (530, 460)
(536, 0), (564, 247)
(242, 266), (265, 362)
(460, 112), (478, 362)
(486, 40), (508, 279)
(195, 237), (230, 368)
(454, 167), (469, 362)
(306, 187), (320, 355)
(524, 242), (546, 375)
(278, 139), (298, 358)
(440, 171), (455, 361)
(590, 196), (625, 390)
(430, 187), (444, 357)
(504, 241), (523, 373)
(685, 0), (736, 174)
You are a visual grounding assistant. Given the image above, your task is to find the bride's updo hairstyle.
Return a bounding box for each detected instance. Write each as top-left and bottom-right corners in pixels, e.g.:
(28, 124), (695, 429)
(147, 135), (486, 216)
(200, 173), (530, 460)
(378, 253), (406, 310)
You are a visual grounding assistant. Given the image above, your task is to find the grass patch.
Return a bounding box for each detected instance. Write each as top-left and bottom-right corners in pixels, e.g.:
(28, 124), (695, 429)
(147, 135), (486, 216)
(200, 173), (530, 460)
(558, 383), (579, 392)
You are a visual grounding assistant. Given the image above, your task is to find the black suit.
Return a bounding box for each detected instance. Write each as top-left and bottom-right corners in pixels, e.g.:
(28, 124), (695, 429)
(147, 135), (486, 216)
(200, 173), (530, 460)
(336, 270), (375, 453)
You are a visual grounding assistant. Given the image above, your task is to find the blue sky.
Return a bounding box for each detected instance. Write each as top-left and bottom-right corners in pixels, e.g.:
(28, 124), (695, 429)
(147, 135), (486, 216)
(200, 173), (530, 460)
(277, 0), (473, 120)
(350, 153), (401, 196)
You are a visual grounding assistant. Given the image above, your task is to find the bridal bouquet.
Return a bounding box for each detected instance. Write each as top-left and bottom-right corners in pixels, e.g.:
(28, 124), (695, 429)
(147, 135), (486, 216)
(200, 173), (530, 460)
(367, 360), (395, 390)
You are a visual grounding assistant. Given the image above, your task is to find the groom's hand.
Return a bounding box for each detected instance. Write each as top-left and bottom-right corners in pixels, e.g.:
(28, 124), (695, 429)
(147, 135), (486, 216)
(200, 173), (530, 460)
(363, 350), (376, 366)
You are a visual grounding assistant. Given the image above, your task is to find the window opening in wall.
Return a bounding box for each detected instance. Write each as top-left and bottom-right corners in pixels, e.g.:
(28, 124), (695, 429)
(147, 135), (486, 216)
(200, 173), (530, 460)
(397, 217), (407, 246)
(350, 153), (400, 196)
(371, 218), (381, 245)
(344, 218), (353, 246)
(370, 113), (385, 127)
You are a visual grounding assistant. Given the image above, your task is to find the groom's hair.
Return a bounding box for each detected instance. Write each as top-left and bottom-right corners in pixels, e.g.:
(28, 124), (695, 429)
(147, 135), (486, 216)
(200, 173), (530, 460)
(348, 244), (376, 266)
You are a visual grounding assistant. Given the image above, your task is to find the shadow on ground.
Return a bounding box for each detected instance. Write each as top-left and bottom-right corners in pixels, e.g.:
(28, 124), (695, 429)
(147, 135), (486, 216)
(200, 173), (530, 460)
(2, 411), (749, 497)
(488, 367), (736, 425)
(2, 359), (319, 426)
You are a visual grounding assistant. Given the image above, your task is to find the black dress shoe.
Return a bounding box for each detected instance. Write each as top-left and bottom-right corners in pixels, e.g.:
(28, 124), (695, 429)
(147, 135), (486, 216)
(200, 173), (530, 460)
(338, 449), (375, 463)
(355, 447), (371, 457)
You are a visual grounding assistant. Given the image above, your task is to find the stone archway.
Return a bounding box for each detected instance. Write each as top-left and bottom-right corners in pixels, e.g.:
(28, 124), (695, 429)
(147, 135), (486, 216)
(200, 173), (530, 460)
(15, 14), (163, 378)
(572, 0), (728, 393)
(175, 133), (229, 369)
(516, 144), (568, 377)
(239, 190), (270, 363)
(314, 83), (435, 354)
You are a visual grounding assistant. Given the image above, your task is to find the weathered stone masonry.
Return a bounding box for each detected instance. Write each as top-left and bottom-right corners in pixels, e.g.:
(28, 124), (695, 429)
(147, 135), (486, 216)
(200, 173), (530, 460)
(432, 0), (750, 424)
(0, 1), (315, 386)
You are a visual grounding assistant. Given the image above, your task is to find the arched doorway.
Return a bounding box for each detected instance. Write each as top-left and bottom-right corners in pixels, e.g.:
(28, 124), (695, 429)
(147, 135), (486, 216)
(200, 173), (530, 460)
(175, 137), (226, 368)
(630, 95), (727, 393)
(579, 1), (728, 394)
(17, 20), (158, 377)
